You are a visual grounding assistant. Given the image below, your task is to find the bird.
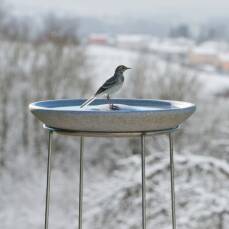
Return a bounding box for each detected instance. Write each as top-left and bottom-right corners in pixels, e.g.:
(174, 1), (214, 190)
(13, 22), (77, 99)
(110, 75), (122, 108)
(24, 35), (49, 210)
(80, 65), (131, 110)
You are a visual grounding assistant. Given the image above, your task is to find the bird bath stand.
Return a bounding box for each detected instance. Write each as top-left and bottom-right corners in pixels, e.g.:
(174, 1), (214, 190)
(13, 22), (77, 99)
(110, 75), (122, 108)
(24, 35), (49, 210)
(29, 99), (196, 229)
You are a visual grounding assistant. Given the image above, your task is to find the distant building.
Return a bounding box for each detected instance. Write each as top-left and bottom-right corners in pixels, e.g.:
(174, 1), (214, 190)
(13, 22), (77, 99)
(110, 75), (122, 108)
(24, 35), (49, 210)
(188, 41), (229, 70)
(87, 34), (110, 45)
(219, 54), (229, 72)
(189, 47), (219, 67)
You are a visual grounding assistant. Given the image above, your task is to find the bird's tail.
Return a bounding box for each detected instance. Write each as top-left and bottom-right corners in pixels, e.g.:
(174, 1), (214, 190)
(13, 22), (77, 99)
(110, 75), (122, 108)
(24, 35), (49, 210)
(80, 96), (96, 108)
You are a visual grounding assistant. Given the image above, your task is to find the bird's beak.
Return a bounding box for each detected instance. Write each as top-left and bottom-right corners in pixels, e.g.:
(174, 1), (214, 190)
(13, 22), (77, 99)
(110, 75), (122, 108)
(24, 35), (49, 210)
(126, 67), (131, 70)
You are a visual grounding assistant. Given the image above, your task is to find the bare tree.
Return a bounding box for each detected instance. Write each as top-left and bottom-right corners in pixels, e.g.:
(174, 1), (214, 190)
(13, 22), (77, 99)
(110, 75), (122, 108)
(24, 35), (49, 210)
(127, 53), (201, 101)
(38, 14), (80, 45)
(0, 11), (92, 166)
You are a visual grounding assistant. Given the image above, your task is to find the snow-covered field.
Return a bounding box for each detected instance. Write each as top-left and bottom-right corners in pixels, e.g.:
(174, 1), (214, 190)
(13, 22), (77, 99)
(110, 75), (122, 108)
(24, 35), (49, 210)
(1, 43), (229, 229)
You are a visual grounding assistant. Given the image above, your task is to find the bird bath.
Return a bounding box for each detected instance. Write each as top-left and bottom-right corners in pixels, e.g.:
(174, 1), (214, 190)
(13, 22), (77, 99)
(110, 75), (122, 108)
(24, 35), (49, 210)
(29, 98), (196, 229)
(29, 99), (195, 133)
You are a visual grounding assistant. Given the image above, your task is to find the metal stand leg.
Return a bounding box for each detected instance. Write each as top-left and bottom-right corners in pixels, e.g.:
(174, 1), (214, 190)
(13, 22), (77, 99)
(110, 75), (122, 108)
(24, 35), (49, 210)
(141, 134), (146, 229)
(45, 131), (53, 229)
(169, 132), (176, 229)
(78, 136), (84, 229)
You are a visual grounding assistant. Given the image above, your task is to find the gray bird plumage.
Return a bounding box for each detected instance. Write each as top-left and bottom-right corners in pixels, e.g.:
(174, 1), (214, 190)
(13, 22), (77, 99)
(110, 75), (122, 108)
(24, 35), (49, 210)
(80, 65), (131, 109)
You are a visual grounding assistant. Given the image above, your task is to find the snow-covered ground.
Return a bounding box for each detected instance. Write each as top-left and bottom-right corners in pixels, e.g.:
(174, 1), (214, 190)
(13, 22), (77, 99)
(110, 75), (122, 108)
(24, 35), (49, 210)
(1, 43), (229, 229)
(198, 72), (229, 95)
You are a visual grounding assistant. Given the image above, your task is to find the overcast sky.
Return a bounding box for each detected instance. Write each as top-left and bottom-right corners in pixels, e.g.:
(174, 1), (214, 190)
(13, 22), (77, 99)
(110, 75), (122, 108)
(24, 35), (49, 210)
(5, 0), (229, 22)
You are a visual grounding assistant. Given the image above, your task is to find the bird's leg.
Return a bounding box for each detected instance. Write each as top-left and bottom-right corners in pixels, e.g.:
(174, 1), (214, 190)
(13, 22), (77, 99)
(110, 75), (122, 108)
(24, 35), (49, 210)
(107, 95), (112, 108)
(107, 95), (119, 110)
(107, 95), (110, 104)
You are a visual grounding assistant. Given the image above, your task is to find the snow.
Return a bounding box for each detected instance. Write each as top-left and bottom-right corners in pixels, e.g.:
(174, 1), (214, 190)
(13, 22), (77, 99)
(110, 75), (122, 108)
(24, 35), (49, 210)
(191, 46), (217, 55)
(1, 41), (229, 229)
(219, 53), (229, 61)
(85, 153), (229, 229)
(149, 39), (193, 54)
(116, 34), (152, 43)
(190, 41), (229, 58)
(198, 72), (229, 94)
